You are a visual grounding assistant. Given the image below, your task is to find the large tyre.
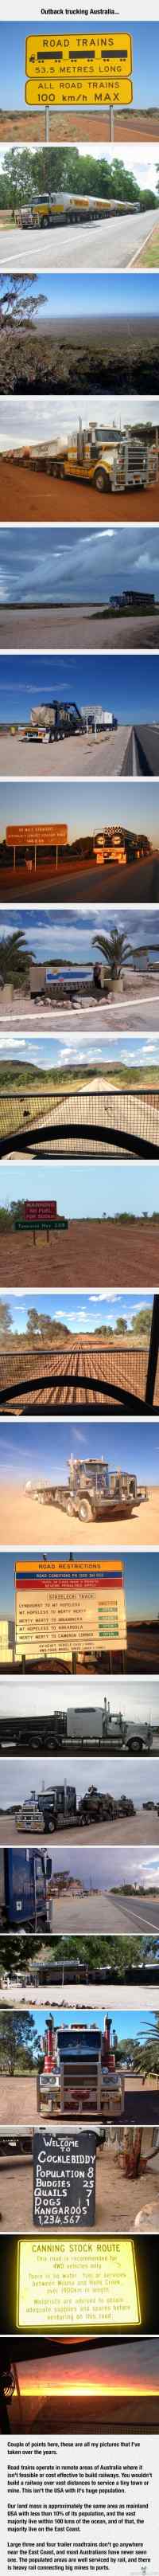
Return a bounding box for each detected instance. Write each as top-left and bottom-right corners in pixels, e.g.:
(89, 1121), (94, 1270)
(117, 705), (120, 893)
(94, 468), (111, 491)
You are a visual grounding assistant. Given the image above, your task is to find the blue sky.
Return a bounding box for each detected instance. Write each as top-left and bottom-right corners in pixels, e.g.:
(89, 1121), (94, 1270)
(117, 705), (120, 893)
(0, 1153), (159, 1219)
(1, 905), (158, 969)
(1, 1750), (158, 1807)
(0, 1290), (153, 1336)
(0, 1032), (158, 1069)
(2, 2002), (157, 2044)
(0, 653), (157, 723)
(1, 1548), (159, 1623)
(1, 528), (159, 606)
(0, 780), (159, 844)
(0, 1418), (158, 1485)
(2, 271), (159, 321)
(0, 22), (159, 115)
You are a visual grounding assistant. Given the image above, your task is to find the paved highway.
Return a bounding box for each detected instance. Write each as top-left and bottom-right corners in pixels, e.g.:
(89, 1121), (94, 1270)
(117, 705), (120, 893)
(1, 607), (158, 652)
(2, 209), (157, 272)
(50, 1890), (159, 1935)
(6, 856), (156, 907)
(132, 726), (159, 777)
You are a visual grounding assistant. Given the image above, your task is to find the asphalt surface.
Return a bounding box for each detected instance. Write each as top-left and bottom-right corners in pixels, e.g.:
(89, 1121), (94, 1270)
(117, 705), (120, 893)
(50, 1891), (159, 1935)
(1, 607), (159, 652)
(2, 857), (157, 906)
(2, 209), (157, 273)
(0, 727), (132, 779)
(132, 726), (159, 777)
(2, 989), (159, 1034)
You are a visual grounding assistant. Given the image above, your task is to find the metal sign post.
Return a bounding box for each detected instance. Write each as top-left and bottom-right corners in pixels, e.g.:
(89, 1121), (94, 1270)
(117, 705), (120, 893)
(109, 107), (114, 148)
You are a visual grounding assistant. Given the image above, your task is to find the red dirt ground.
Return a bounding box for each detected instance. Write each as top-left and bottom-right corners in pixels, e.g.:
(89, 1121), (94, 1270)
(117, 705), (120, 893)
(0, 458), (158, 527)
(0, 1219), (158, 1288)
(1, 112), (159, 141)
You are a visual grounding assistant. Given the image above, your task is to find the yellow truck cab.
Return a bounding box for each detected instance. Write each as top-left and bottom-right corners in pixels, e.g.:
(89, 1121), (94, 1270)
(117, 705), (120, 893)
(55, 438), (118, 491)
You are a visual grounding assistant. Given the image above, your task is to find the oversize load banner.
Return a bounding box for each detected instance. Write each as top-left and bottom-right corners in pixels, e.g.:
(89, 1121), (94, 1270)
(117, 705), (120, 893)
(25, 30), (133, 108)
(16, 1556), (124, 1586)
(17, 2233), (141, 2330)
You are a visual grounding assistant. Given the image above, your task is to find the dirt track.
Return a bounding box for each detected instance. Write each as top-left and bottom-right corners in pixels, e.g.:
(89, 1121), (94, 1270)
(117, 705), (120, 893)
(2, 606), (159, 654)
(1, 457), (158, 526)
(0, 1220), (158, 1289)
(0, 1482), (157, 1552)
(0, 728), (130, 781)
(0, 1335), (157, 1417)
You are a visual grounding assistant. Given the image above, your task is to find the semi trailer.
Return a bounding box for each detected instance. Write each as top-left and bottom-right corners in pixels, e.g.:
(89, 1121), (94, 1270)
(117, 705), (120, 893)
(16, 1778), (135, 1834)
(23, 423), (158, 495)
(30, 1454), (145, 1525)
(65, 1697), (153, 1752)
(17, 194), (139, 231)
(0, 1695), (154, 1756)
(10, 702), (117, 746)
(92, 828), (151, 868)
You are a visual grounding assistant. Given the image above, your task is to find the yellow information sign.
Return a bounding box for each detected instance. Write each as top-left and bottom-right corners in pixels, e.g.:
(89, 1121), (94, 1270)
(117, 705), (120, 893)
(25, 30), (133, 111)
(17, 2235), (141, 2333)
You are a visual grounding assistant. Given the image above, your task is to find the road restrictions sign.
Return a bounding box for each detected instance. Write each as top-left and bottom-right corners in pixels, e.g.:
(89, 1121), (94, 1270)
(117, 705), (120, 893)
(25, 31), (133, 111)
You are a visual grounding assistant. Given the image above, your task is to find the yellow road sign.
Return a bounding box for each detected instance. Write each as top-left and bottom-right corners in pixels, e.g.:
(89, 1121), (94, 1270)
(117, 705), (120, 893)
(25, 31), (133, 110)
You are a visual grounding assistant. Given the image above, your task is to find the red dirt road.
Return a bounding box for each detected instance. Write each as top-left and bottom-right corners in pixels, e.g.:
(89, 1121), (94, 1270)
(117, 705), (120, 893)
(0, 1334), (157, 1414)
(0, 1219), (158, 1289)
(0, 457), (158, 526)
(1, 112), (159, 141)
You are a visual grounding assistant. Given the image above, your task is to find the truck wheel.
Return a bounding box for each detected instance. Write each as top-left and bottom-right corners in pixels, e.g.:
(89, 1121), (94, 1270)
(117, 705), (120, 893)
(130, 1736), (142, 1752)
(58, 465), (65, 479)
(79, 1500), (92, 1521)
(95, 469), (111, 491)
